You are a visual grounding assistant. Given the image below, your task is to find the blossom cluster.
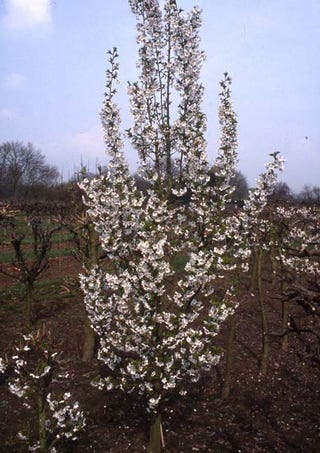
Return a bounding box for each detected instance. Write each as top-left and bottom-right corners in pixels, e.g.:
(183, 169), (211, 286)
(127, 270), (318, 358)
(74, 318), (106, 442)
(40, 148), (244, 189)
(273, 205), (320, 277)
(127, 0), (208, 193)
(46, 392), (86, 442)
(0, 331), (86, 450)
(241, 152), (285, 249)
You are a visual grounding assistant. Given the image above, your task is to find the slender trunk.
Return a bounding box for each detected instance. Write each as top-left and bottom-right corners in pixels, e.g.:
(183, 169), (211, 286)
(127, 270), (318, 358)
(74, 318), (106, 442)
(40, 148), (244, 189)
(38, 394), (46, 452)
(82, 224), (97, 362)
(268, 214), (277, 287)
(25, 282), (34, 329)
(82, 315), (95, 362)
(148, 411), (162, 453)
(278, 257), (289, 350)
(257, 249), (268, 375)
(222, 313), (236, 398)
(270, 246), (278, 287)
(281, 298), (289, 351)
(250, 247), (258, 291)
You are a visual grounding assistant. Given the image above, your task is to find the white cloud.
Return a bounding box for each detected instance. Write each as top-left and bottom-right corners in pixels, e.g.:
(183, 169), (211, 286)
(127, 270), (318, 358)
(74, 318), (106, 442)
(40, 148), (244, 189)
(67, 124), (105, 156)
(64, 124), (107, 172)
(3, 72), (26, 89)
(2, 0), (52, 32)
(0, 108), (18, 120)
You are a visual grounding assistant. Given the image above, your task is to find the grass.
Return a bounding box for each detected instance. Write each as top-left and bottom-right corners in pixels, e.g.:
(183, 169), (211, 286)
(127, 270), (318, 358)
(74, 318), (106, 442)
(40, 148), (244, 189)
(0, 233), (73, 246)
(0, 230), (73, 247)
(0, 212), (73, 245)
(0, 247), (74, 264)
(0, 212), (80, 318)
(0, 211), (76, 263)
(0, 276), (78, 314)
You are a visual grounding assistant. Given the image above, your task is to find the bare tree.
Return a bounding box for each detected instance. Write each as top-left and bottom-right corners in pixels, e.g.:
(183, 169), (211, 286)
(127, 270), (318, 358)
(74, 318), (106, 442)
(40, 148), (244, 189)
(0, 141), (59, 199)
(268, 181), (293, 205)
(298, 185), (320, 206)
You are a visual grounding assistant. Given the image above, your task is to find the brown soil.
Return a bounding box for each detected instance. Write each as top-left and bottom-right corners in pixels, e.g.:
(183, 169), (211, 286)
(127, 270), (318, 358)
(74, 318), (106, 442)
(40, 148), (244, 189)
(0, 257), (319, 452)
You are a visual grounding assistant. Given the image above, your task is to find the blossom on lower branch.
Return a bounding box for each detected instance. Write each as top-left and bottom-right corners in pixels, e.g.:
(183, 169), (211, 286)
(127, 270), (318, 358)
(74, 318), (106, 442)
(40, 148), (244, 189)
(0, 330), (86, 449)
(80, 261), (236, 413)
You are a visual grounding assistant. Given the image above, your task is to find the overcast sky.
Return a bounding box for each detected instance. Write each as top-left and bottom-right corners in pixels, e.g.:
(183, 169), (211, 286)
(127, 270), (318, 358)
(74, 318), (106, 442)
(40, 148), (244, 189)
(0, 0), (319, 191)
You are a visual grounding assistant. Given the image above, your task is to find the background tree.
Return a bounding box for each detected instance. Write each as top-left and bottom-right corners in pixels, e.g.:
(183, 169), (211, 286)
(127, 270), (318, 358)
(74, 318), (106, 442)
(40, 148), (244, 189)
(0, 141), (59, 200)
(242, 153), (285, 374)
(209, 166), (249, 205)
(0, 215), (61, 328)
(297, 185), (320, 206)
(232, 170), (249, 203)
(268, 181), (293, 205)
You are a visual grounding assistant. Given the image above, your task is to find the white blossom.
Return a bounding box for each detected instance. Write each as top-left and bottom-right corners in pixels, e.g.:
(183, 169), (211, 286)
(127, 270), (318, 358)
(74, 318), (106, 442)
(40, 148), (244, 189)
(2, 331), (86, 449)
(0, 357), (6, 374)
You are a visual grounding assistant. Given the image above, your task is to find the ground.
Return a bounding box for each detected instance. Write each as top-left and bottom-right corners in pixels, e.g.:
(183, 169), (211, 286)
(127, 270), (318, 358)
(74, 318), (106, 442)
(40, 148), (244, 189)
(0, 255), (319, 452)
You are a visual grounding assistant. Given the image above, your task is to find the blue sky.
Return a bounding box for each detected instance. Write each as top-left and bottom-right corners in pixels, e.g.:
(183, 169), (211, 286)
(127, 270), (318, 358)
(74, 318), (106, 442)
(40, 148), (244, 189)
(0, 0), (319, 191)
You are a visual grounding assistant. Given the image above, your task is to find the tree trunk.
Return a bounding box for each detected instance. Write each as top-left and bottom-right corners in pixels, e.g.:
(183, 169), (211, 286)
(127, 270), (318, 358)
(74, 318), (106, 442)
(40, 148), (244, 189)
(222, 313), (236, 398)
(257, 249), (269, 375)
(38, 394), (46, 452)
(270, 246), (278, 287)
(281, 299), (289, 351)
(278, 257), (289, 351)
(148, 411), (162, 453)
(82, 315), (95, 362)
(250, 247), (258, 291)
(82, 224), (97, 362)
(25, 283), (34, 329)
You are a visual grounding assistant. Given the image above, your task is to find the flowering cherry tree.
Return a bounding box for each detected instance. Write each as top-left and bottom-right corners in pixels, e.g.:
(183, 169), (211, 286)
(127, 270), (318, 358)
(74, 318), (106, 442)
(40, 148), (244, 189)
(79, 1), (283, 450)
(275, 206), (320, 278)
(239, 153), (285, 374)
(271, 205), (320, 350)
